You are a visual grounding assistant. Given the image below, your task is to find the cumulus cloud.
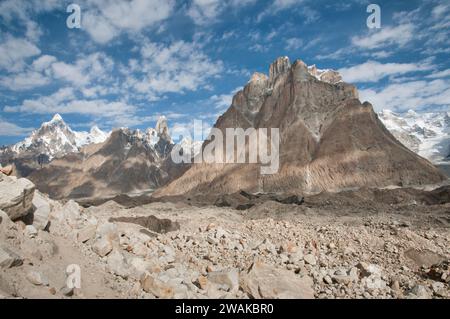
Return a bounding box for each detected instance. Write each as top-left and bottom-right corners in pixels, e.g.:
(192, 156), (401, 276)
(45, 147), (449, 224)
(124, 40), (223, 97)
(338, 60), (433, 83)
(285, 37), (303, 50)
(351, 24), (415, 49)
(82, 0), (175, 43)
(0, 35), (41, 72)
(0, 118), (33, 136)
(360, 79), (450, 112)
(257, 0), (311, 22)
(4, 86), (136, 119)
(187, 0), (257, 25)
(0, 0), (61, 42)
(0, 71), (50, 91)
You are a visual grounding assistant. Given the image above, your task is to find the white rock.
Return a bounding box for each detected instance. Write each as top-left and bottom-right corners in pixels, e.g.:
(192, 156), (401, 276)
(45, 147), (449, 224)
(31, 192), (51, 230)
(304, 254), (317, 266)
(106, 251), (130, 279)
(92, 237), (113, 257)
(0, 176), (35, 220)
(77, 225), (97, 243)
(24, 225), (38, 238)
(208, 268), (239, 293)
(96, 222), (118, 241)
(26, 271), (49, 286)
(410, 285), (432, 299)
(0, 246), (23, 268)
(140, 272), (175, 299)
(241, 261), (314, 299)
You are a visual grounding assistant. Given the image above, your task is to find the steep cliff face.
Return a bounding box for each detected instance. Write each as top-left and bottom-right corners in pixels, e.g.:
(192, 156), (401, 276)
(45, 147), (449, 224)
(156, 57), (445, 197)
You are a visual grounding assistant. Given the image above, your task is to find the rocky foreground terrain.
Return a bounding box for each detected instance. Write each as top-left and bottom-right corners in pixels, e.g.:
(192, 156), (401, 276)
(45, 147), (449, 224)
(1, 172), (449, 299)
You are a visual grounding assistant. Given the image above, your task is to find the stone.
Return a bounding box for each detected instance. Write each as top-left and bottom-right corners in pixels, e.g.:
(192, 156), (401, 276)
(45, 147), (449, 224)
(0, 246), (23, 268)
(208, 268), (239, 292)
(0, 176), (35, 220)
(131, 242), (149, 257)
(141, 272), (174, 299)
(24, 225), (38, 238)
(323, 275), (333, 285)
(364, 276), (387, 290)
(63, 200), (82, 226)
(280, 242), (298, 254)
(357, 262), (382, 277)
(304, 254), (317, 266)
(31, 192), (51, 230)
(92, 237), (113, 257)
(26, 271), (49, 286)
(106, 251), (130, 279)
(196, 275), (208, 290)
(96, 222), (119, 241)
(410, 285), (432, 299)
(77, 225), (97, 243)
(240, 261), (314, 299)
(431, 282), (446, 297)
(60, 286), (74, 297)
(129, 257), (150, 280)
(0, 165), (13, 176)
(404, 249), (446, 268)
(289, 250), (304, 264)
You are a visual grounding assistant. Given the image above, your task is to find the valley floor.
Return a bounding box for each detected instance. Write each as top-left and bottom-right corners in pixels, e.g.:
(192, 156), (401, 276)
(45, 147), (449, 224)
(1, 186), (449, 299)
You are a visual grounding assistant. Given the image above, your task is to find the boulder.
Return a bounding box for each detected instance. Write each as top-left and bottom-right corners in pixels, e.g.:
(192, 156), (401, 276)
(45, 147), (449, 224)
(106, 251), (130, 279)
(26, 271), (49, 286)
(31, 192), (51, 230)
(24, 225), (38, 238)
(0, 246), (23, 269)
(0, 176), (35, 220)
(0, 165), (13, 176)
(140, 272), (175, 298)
(77, 225), (97, 243)
(207, 268), (239, 292)
(240, 261), (314, 299)
(92, 237), (113, 257)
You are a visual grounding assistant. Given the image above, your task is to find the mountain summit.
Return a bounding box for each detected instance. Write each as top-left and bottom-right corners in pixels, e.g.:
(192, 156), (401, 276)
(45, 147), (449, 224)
(157, 57), (445, 197)
(7, 114), (109, 161)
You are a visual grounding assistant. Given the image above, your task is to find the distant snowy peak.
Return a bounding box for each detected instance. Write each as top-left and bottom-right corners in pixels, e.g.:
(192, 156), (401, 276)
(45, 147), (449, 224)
(10, 114), (109, 160)
(379, 109), (450, 163)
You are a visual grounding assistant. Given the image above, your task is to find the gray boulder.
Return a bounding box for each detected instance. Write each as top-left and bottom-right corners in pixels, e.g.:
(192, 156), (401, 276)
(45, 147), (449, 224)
(0, 175), (35, 220)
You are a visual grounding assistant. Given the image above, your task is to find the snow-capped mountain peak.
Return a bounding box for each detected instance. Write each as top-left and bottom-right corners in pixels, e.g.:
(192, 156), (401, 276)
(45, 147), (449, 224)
(379, 109), (450, 164)
(8, 114), (109, 160)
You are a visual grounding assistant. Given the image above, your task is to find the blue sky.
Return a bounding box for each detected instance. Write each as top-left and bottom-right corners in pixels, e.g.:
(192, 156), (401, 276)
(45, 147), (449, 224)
(0, 0), (449, 145)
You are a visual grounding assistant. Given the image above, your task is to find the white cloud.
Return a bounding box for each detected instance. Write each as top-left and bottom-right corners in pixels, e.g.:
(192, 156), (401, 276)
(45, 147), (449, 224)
(351, 24), (415, 50)
(338, 60), (433, 83)
(4, 87), (136, 119)
(51, 53), (114, 88)
(0, 118), (33, 136)
(0, 0), (61, 42)
(432, 3), (450, 19)
(82, 0), (175, 43)
(360, 79), (450, 112)
(257, 0), (306, 22)
(0, 35), (41, 72)
(426, 69), (450, 79)
(0, 71), (50, 91)
(285, 37), (303, 50)
(32, 55), (57, 72)
(187, 0), (257, 25)
(125, 41), (223, 97)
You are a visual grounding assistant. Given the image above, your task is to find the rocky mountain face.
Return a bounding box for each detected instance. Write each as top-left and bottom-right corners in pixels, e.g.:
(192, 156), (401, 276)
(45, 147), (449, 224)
(156, 57), (445, 197)
(27, 116), (191, 199)
(379, 110), (450, 164)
